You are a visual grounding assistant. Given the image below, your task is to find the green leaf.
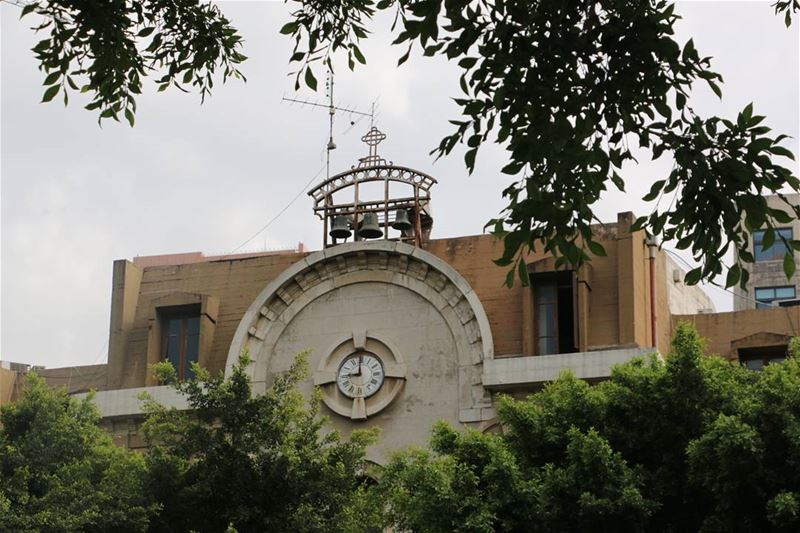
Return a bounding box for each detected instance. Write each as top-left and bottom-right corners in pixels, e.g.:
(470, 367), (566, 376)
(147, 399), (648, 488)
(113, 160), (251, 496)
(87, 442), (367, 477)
(464, 148), (477, 172)
(504, 267), (515, 288)
(517, 258), (529, 286)
(642, 180), (665, 202)
(784, 251), (796, 279)
(769, 146), (796, 160)
(763, 228), (775, 251)
(125, 108), (135, 127)
(725, 264), (741, 288)
(20, 3), (36, 17)
(685, 267), (703, 286)
(137, 27), (155, 38)
(587, 240), (607, 257)
(707, 80), (722, 99)
(43, 71), (61, 86)
(397, 45), (412, 66)
(304, 67), (318, 91)
(41, 84), (60, 103)
(279, 21), (299, 35)
(352, 46), (366, 65)
(682, 38), (696, 62)
(742, 102), (753, 122)
(182, 70), (193, 84)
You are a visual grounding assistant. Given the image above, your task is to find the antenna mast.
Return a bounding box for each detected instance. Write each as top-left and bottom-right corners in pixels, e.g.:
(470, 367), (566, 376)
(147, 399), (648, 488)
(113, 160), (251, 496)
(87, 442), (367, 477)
(281, 71), (374, 180)
(326, 72), (336, 180)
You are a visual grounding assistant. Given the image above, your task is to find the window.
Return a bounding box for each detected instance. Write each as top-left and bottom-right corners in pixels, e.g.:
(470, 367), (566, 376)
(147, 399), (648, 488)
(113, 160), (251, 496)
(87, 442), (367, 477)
(738, 345), (787, 371)
(754, 227), (793, 262)
(533, 272), (577, 355)
(754, 286), (796, 309)
(160, 306), (200, 379)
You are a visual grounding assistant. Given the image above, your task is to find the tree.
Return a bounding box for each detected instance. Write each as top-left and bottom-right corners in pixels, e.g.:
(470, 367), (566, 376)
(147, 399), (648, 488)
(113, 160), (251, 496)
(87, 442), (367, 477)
(282, 0), (800, 289)
(374, 324), (800, 532)
(140, 352), (379, 533)
(0, 374), (155, 533)
(18, 0), (246, 126)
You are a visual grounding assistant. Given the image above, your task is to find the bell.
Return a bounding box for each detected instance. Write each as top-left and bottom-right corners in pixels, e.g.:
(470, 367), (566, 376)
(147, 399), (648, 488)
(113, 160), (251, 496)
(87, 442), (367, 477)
(329, 216), (352, 239)
(392, 209), (413, 231)
(358, 212), (383, 239)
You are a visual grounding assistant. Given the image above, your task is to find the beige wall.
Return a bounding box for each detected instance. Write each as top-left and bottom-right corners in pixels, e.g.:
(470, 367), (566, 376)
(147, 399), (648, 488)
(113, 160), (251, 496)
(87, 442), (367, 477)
(0, 368), (18, 405)
(100, 213), (712, 391)
(673, 306), (800, 359)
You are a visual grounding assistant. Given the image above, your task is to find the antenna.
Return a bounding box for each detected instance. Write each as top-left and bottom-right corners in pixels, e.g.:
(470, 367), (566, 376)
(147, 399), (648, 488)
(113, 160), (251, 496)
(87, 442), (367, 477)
(281, 70), (374, 179)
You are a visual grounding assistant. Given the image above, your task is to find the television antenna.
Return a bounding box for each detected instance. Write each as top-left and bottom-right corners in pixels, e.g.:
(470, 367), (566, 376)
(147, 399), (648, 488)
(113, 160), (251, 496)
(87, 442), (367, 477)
(282, 71), (374, 180)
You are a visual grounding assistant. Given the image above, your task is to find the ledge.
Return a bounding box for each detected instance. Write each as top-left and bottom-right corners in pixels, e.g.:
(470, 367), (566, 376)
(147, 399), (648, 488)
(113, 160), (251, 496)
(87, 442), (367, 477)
(73, 386), (189, 419)
(482, 347), (659, 390)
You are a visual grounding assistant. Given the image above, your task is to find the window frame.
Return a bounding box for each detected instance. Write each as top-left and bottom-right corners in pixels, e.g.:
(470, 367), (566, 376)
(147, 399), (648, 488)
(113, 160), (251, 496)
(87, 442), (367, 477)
(159, 305), (201, 380)
(753, 227), (793, 262)
(754, 285), (796, 309)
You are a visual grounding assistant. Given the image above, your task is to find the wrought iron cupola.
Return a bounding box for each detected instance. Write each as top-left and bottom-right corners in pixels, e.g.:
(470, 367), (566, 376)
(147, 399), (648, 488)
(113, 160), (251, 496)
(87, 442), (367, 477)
(308, 127), (436, 248)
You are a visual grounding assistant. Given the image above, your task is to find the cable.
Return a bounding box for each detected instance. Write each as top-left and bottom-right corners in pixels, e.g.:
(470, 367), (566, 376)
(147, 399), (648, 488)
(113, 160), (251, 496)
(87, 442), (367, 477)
(226, 162), (327, 256)
(663, 247), (792, 309)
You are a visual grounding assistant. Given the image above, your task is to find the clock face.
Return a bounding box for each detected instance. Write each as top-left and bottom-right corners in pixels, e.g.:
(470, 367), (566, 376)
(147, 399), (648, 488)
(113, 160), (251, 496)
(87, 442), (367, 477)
(337, 352), (385, 399)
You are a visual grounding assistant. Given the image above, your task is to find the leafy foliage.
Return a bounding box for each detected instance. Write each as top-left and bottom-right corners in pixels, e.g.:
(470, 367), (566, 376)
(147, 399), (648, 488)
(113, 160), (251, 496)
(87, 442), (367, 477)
(0, 374), (155, 533)
(20, 0), (246, 125)
(284, 0), (800, 287)
(140, 352), (379, 533)
(375, 324), (800, 532)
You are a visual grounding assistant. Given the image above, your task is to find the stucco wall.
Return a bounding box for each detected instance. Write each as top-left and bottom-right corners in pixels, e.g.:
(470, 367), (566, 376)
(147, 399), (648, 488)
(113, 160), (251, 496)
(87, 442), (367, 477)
(673, 306), (800, 359)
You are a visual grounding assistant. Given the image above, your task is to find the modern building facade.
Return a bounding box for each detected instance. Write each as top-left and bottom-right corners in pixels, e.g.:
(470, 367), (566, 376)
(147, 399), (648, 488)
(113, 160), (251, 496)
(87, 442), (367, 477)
(733, 193), (800, 311)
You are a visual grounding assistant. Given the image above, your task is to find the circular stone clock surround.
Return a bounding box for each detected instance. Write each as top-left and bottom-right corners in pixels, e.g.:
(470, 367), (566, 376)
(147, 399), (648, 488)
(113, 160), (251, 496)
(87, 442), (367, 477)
(225, 241), (495, 424)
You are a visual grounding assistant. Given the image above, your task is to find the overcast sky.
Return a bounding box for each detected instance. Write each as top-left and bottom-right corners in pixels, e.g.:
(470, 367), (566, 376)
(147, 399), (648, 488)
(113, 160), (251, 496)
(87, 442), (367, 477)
(2, 1), (798, 368)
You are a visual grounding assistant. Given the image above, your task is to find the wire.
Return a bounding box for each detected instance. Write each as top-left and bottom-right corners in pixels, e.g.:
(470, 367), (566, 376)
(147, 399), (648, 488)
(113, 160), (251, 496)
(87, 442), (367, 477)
(663, 247), (787, 309)
(226, 162), (327, 255)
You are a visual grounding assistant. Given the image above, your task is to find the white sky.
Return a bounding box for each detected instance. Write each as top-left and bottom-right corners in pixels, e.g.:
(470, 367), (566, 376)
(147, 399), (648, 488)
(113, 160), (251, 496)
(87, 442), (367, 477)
(1, 1), (798, 368)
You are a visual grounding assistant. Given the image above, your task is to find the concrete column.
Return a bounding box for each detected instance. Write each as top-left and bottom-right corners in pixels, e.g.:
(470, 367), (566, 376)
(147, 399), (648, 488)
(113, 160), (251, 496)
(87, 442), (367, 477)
(616, 212), (648, 347)
(106, 260), (142, 389)
(521, 285), (535, 356)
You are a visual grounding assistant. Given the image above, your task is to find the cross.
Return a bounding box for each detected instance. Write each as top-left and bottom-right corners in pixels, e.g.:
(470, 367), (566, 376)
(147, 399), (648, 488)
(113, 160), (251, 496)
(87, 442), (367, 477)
(356, 126), (388, 168)
(361, 127), (386, 158)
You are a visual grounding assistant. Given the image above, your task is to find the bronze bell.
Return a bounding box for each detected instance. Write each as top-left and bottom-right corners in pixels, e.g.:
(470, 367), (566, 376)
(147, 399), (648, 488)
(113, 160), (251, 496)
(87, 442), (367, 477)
(329, 215), (352, 239)
(392, 209), (413, 231)
(358, 212), (383, 239)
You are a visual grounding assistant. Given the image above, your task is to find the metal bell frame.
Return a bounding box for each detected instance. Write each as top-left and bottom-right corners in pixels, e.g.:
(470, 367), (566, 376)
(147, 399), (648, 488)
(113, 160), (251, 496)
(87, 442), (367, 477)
(308, 127), (436, 248)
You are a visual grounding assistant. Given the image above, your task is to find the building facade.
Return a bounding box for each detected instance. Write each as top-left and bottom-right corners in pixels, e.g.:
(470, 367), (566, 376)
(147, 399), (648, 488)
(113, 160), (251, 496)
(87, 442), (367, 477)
(733, 193), (800, 311)
(3, 131), (799, 460)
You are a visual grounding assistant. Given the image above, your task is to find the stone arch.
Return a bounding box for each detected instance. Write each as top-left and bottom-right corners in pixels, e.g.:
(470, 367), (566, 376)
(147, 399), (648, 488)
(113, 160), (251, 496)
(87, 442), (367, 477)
(226, 241), (495, 422)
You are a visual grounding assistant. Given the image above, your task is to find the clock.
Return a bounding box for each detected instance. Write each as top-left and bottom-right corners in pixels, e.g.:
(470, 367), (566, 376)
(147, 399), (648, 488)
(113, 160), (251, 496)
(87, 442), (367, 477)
(314, 331), (406, 420)
(336, 352), (385, 398)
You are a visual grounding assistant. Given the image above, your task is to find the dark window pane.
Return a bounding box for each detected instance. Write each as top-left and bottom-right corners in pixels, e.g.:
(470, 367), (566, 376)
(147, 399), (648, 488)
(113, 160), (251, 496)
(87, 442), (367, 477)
(538, 303), (556, 336)
(745, 359), (764, 371)
(184, 317), (200, 379)
(187, 316), (200, 336)
(538, 337), (556, 356)
(166, 319), (181, 371)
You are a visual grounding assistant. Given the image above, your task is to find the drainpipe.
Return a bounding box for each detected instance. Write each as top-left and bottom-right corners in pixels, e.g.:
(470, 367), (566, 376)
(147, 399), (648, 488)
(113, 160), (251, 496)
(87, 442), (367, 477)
(646, 236), (658, 349)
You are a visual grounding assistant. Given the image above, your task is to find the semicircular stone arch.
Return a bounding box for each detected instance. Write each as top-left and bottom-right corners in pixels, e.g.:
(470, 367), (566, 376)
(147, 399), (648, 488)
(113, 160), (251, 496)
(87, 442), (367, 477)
(226, 241), (495, 437)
